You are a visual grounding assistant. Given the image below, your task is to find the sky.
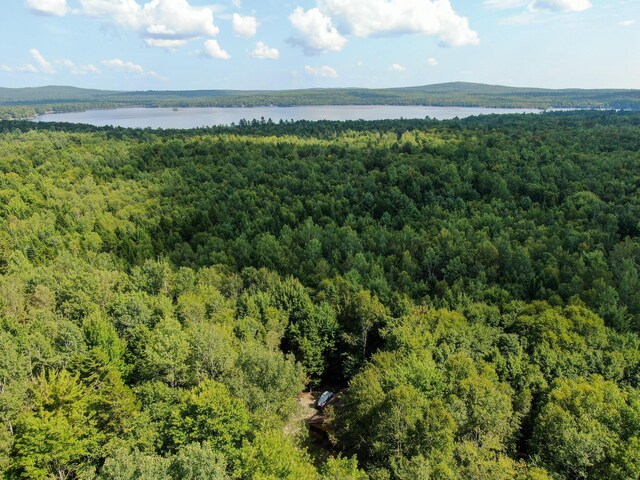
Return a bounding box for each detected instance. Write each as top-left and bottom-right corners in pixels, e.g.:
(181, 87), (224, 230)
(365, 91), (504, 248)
(0, 0), (638, 91)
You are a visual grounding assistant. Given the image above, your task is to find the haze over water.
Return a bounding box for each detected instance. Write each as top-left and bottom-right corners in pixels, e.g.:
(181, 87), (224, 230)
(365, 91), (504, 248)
(35, 105), (542, 129)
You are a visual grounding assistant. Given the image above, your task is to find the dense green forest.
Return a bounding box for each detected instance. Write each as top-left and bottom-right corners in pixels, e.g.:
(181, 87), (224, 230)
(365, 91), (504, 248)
(2, 111), (640, 479)
(2, 82), (640, 120)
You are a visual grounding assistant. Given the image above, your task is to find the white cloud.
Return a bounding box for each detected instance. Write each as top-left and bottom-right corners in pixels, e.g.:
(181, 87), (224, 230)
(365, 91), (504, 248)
(144, 38), (188, 48)
(77, 0), (220, 49)
(288, 0), (477, 54)
(427, 57), (438, 66)
(251, 42), (279, 60)
(317, 0), (479, 47)
(141, 0), (220, 37)
(30, 49), (55, 74)
(390, 63), (406, 72)
(20, 65), (40, 73)
(483, 0), (593, 13)
(0, 64), (39, 74)
(2, 51), (102, 77)
(102, 58), (145, 74)
(487, 0), (591, 24)
(146, 70), (166, 80)
(56, 59), (100, 75)
(288, 7), (347, 55)
(79, 0), (141, 28)
(231, 0), (241, 6)
(203, 39), (230, 60)
(483, 0), (528, 9)
(619, 19), (636, 27)
(26, 0), (68, 16)
(529, 0), (592, 12)
(304, 64), (338, 78)
(232, 13), (258, 37)
(485, 0), (592, 13)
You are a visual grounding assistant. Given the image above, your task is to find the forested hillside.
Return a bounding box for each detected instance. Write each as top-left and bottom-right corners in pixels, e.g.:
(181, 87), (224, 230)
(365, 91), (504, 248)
(2, 111), (640, 479)
(1, 82), (640, 120)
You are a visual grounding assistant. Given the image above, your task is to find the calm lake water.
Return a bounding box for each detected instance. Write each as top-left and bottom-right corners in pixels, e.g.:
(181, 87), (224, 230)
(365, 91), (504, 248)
(35, 105), (543, 129)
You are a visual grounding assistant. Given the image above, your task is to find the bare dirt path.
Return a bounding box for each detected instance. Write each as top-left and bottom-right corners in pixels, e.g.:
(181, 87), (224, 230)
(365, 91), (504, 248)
(284, 391), (334, 466)
(284, 391), (317, 436)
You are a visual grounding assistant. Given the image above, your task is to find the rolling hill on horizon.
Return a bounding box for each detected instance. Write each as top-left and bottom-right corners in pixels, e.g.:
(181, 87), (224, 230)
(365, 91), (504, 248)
(1, 82), (639, 120)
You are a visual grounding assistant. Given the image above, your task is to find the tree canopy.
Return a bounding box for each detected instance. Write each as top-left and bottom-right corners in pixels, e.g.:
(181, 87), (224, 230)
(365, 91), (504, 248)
(1, 111), (640, 479)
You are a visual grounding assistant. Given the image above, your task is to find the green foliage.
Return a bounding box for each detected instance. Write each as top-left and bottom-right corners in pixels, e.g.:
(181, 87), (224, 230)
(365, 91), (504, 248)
(100, 442), (229, 480)
(169, 442), (229, 480)
(13, 411), (97, 480)
(319, 456), (368, 479)
(531, 375), (640, 479)
(168, 380), (250, 455)
(11, 370), (101, 479)
(2, 113), (640, 479)
(141, 318), (189, 387)
(99, 448), (171, 480)
(82, 311), (126, 371)
(234, 429), (318, 480)
(272, 277), (339, 380)
(228, 341), (306, 417)
(333, 303), (640, 478)
(68, 349), (151, 452)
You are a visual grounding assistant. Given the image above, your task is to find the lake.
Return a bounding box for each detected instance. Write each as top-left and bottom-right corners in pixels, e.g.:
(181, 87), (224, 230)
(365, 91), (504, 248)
(35, 105), (543, 129)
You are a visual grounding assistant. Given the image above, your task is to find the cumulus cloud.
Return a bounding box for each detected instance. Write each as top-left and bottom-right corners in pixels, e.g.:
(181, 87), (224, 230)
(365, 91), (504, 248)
(102, 58), (145, 74)
(232, 13), (258, 37)
(620, 19), (636, 27)
(389, 63), (406, 72)
(251, 42), (279, 60)
(30, 49), (55, 74)
(56, 59), (101, 75)
(26, 0), (68, 16)
(288, 0), (478, 54)
(203, 39), (230, 60)
(427, 57), (438, 66)
(58, 0), (220, 49)
(78, 0), (141, 28)
(318, 0), (479, 46)
(288, 7), (347, 55)
(141, 0), (219, 39)
(304, 64), (338, 78)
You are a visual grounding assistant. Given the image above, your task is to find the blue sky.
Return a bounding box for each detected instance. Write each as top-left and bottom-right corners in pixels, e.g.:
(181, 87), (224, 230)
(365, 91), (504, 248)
(0, 0), (638, 91)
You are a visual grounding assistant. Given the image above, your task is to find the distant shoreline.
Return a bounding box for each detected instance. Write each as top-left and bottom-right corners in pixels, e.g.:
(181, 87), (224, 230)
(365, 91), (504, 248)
(31, 104), (582, 130)
(21, 103), (595, 124)
(1, 82), (638, 121)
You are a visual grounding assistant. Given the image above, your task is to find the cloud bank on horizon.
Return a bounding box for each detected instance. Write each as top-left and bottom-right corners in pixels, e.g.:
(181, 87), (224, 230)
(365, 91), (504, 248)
(2, 0), (637, 90)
